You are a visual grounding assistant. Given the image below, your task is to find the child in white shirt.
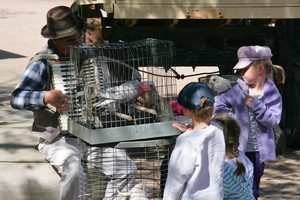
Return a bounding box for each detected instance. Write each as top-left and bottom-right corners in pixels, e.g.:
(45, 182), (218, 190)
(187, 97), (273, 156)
(163, 82), (226, 200)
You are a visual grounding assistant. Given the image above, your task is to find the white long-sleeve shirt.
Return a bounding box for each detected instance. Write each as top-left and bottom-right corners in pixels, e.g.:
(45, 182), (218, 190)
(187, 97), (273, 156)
(163, 123), (226, 200)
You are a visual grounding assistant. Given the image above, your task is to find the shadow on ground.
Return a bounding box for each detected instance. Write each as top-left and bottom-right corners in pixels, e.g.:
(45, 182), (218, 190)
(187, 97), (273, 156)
(0, 49), (26, 60)
(260, 147), (300, 199)
(0, 86), (14, 104)
(21, 178), (58, 200)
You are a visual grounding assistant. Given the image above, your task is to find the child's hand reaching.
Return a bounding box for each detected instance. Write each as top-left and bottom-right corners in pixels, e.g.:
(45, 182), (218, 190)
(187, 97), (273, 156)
(245, 95), (255, 106)
(172, 122), (190, 133)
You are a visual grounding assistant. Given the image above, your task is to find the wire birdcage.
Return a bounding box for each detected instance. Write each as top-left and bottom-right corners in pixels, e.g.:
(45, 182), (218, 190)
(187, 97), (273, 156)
(80, 139), (174, 200)
(48, 39), (180, 199)
(58, 39), (180, 200)
(67, 38), (179, 144)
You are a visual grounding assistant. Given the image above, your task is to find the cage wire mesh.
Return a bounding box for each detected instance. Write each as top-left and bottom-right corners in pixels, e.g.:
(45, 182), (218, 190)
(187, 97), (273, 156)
(60, 38), (179, 199)
(80, 139), (174, 199)
(68, 38), (177, 132)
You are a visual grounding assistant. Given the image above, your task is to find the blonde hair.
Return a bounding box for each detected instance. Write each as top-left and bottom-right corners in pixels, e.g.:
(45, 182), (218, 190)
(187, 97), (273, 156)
(191, 97), (214, 121)
(252, 60), (285, 84)
(211, 113), (246, 176)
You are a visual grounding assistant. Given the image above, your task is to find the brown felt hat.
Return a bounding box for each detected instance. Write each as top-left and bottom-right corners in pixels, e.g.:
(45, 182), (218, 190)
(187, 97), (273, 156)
(41, 6), (84, 39)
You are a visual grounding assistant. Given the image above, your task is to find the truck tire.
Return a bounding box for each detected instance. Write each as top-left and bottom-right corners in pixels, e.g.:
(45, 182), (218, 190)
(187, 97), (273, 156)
(273, 125), (286, 155)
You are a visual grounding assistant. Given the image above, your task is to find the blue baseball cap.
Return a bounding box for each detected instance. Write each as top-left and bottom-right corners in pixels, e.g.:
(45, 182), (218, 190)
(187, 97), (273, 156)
(177, 82), (215, 110)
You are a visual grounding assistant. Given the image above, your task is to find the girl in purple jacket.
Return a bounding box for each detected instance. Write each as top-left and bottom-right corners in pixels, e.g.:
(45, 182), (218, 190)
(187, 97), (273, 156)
(214, 45), (284, 199)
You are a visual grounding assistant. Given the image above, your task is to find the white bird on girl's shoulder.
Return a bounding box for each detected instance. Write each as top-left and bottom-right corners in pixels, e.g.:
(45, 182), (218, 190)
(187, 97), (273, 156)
(209, 75), (232, 94)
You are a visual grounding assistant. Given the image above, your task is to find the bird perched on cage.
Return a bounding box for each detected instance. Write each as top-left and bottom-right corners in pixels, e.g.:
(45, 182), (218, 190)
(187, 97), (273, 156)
(209, 75), (232, 95)
(92, 80), (153, 108)
(117, 182), (149, 200)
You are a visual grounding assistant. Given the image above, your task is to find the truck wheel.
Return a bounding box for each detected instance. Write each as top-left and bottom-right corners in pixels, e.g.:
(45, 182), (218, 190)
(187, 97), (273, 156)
(284, 119), (300, 147)
(273, 125), (286, 155)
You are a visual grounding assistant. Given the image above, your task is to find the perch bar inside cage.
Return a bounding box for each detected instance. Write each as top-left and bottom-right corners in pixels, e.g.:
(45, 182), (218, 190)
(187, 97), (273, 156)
(109, 110), (133, 121)
(129, 104), (157, 115)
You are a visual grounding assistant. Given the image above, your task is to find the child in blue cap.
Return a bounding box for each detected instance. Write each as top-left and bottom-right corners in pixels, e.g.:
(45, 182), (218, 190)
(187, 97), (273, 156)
(163, 82), (225, 200)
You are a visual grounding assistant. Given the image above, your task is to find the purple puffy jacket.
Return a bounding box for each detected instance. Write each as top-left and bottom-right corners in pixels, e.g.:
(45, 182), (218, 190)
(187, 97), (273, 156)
(214, 77), (282, 162)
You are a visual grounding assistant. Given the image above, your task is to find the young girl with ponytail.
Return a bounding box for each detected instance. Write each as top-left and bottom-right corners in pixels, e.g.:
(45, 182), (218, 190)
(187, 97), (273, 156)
(212, 113), (255, 200)
(214, 45), (284, 199)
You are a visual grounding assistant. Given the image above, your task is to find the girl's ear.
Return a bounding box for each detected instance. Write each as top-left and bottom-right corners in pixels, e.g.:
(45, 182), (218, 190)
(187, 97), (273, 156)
(258, 64), (265, 73)
(184, 108), (193, 118)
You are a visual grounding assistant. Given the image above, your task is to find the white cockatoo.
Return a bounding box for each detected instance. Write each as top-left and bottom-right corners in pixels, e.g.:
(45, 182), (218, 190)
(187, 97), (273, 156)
(117, 182), (149, 200)
(209, 75), (232, 94)
(92, 80), (153, 107)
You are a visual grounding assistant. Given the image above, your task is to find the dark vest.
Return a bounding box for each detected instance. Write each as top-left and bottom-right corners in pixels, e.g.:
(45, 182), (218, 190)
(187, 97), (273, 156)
(30, 48), (62, 142)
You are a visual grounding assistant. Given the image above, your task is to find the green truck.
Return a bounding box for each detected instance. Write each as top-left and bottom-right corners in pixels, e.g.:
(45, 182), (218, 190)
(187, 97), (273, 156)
(72, 0), (300, 148)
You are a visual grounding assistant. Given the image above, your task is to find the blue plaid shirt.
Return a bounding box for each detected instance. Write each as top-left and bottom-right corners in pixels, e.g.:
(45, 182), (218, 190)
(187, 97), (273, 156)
(11, 41), (64, 111)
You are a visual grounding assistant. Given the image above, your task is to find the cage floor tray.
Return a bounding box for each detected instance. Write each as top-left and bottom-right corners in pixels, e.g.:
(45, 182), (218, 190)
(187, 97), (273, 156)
(68, 119), (180, 145)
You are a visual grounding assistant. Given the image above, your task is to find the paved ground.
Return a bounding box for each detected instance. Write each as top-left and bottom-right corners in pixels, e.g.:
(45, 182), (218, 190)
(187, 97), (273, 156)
(260, 148), (300, 200)
(1, 0), (300, 199)
(0, 105), (60, 200)
(0, 0), (71, 199)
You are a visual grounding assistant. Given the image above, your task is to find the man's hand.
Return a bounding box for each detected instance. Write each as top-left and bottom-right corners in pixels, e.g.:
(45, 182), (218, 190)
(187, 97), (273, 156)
(245, 95), (255, 106)
(44, 89), (69, 114)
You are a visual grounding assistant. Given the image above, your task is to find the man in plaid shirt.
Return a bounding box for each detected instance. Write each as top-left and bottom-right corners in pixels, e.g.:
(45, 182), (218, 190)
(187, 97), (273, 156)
(11, 6), (136, 200)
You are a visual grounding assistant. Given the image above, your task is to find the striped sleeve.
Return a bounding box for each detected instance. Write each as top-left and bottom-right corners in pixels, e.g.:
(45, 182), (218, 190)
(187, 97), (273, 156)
(223, 163), (255, 200)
